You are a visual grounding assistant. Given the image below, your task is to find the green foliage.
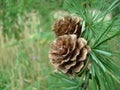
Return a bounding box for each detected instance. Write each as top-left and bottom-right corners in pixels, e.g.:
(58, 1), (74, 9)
(0, 0), (120, 90)
(52, 0), (120, 90)
(0, 0), (63, 40)
(0, 0), (63, 90)
(51, 70), (90, 90)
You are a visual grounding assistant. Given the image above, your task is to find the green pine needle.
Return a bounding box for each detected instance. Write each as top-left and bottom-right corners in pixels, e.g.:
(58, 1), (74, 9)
(52, 0), (120, 90)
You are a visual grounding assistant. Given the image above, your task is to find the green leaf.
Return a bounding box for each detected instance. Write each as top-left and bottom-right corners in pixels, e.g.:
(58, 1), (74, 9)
(94, 19), (115, 47)
(94, 64), (107, 90)
(93, 49), (112, 56)
(104, 73), (116, 90)
(94, 31), (120, 48)
(51, 72), (83, 89)
(95, 53), (120, 86)
(90, 52), (107, 72)
(93, 0), (119, 22)
(91, 77), (97, 90)
(96, 54), (120, 77)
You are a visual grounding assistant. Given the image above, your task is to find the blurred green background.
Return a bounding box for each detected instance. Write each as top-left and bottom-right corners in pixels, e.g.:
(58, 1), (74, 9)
(0, 0), (120, 90)
(0, 0), (65, 90)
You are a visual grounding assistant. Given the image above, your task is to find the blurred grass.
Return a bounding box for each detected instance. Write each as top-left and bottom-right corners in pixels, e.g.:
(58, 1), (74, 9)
(0, 0), (120, 90)
(0, 17), (52, 90)
(0, 0), (64, 90)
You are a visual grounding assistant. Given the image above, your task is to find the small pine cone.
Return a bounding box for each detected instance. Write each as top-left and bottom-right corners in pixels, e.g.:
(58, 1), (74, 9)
(49, 34), (91, 76)
(53, 16), (82, 38)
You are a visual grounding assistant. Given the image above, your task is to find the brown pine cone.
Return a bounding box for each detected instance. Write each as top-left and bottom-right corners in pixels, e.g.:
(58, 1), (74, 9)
(53, 16), (82, 38)
(49, 34), (91, 76)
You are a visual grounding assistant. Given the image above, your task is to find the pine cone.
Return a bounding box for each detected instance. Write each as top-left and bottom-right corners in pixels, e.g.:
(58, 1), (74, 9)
(49, 34), (91, 75)
(53, 16), (82, 38)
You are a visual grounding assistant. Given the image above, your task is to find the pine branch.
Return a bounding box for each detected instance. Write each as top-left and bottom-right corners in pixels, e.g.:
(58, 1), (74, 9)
(49, 0), (120, 90)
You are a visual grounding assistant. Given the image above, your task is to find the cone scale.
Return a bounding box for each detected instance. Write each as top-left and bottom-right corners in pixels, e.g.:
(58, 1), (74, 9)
(53, 16), (82, 38)
(49, 34), (91, 75)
